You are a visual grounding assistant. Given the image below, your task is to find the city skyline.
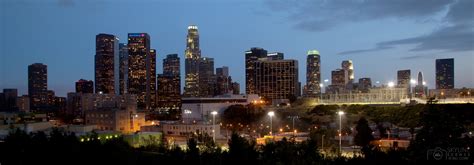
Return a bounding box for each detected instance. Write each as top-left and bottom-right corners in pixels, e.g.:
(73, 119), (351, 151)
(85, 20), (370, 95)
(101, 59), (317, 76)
(1, 0), (474, 97)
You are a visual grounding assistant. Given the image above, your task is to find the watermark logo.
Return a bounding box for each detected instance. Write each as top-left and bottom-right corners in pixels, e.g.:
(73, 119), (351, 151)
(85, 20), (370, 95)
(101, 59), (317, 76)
(427, 147), (470, 161)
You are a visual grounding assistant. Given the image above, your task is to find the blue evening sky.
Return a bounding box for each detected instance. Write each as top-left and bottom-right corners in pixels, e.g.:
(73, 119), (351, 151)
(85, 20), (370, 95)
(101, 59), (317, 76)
(1, 0), (473, 96)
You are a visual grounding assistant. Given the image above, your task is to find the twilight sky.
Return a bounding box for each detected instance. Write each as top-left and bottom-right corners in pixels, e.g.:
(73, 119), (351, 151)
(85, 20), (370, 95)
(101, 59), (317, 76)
(1, 0), (473, 97)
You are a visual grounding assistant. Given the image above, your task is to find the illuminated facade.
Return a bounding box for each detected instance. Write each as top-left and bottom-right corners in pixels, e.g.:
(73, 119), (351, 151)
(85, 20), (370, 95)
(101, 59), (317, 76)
(245, 47), (268, 94)
(184, 25), (201, 97)
(397, 70), (411, 93)
(75, 79), (93, 93)
(84, 94), (145, 133)
(436, 58), (454, 89)
(95, 33), (119, 94)
(119, 43), (128, 95)
(149, 49), (157, 108)
(28, 63), (48, 109)
(342, 60), (354, 85)
(305, 50), (321, 97)
(157, 54), (181, 111)
(254, 59), (299, 101)
(127, 33), (155, 109)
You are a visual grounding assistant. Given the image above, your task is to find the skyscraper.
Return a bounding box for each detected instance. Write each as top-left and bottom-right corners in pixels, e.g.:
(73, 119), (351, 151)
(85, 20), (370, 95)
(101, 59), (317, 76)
(397, 69), (411, 93)
(358, 78), (372, 93)
(119, 43), (128, 95)
(254, 58), (298, 101)
(95, 33), (119, 94)
(245, 47), (268, 94)
(149, 49), (157, 108)
(28, 63), (47, 109)
(199, 57), (215, 97)
(163, 54), (180, 75)
(127, 33), (154, 109)
(76, 79), (94, 93)
(436, 58), (454, 89)
(231, 82), (240, 95)
(216, 66), (231, 95)
(341, 60), (354, 85)
(305, 50), (321, 97)
(414, 71), (427, 97)
(184, 25), (202, 97)
(157, 54), (181, 111)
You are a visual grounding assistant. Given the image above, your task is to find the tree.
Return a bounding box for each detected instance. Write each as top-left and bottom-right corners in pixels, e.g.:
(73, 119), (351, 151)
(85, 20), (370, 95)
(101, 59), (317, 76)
(227, 133), (257, 164)
(354, 117), (374, 147)
(408, 98), (466, 162)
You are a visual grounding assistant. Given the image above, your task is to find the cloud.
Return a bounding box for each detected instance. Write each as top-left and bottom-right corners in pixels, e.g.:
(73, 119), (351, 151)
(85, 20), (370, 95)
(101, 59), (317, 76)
(338, 46), (392, 55)
(265, 0), (454, 31)
(334, 0), (474, 55)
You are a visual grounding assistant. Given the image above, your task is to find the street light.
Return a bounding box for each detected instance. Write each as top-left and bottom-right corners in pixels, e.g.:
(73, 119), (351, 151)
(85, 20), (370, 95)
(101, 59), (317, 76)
(337, 111), (345, 155)
(211, 111), (218, 142)
(268, 111), (275, 135)
(288, 116), (299, 137)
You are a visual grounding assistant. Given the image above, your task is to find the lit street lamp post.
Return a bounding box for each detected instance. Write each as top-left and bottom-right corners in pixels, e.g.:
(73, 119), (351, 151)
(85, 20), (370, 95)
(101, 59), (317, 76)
(268, 111), (275, 135)
(288, 116), (299, 137)
(337, 111), (345, 155)
(211, 111), (218, 142)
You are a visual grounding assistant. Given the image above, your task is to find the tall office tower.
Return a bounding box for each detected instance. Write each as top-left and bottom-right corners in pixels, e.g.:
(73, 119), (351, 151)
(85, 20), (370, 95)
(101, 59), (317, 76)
(163, 54), (180, 75)
(119, 43), (128, 94)
(95, 33), (119, 94)
(128, 33), (154, 109)
(231, 82), (240, 95)
(245, 47), (268, 94)
(157, 54), (181, 111)
(414, 71), (427, 97)
(199, 57), (215, 97)
(184, 25), (201, 97)
(75, 79), (94, 93)
(331, 69), (346, 86)
(28, 63), (47, 109)
(341, 60), (354, 85)
(267, 52), (284, 60)
(397, 69), (411, 93)
(358, 78), (372, 93)
(149, 49), (157, 108)
(436, 58), (454, 89)
(305, 50), (321, 97)
(254, 59), (298, 101)
(47, 90), (55, 106)
(216, 66), (231, 95)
